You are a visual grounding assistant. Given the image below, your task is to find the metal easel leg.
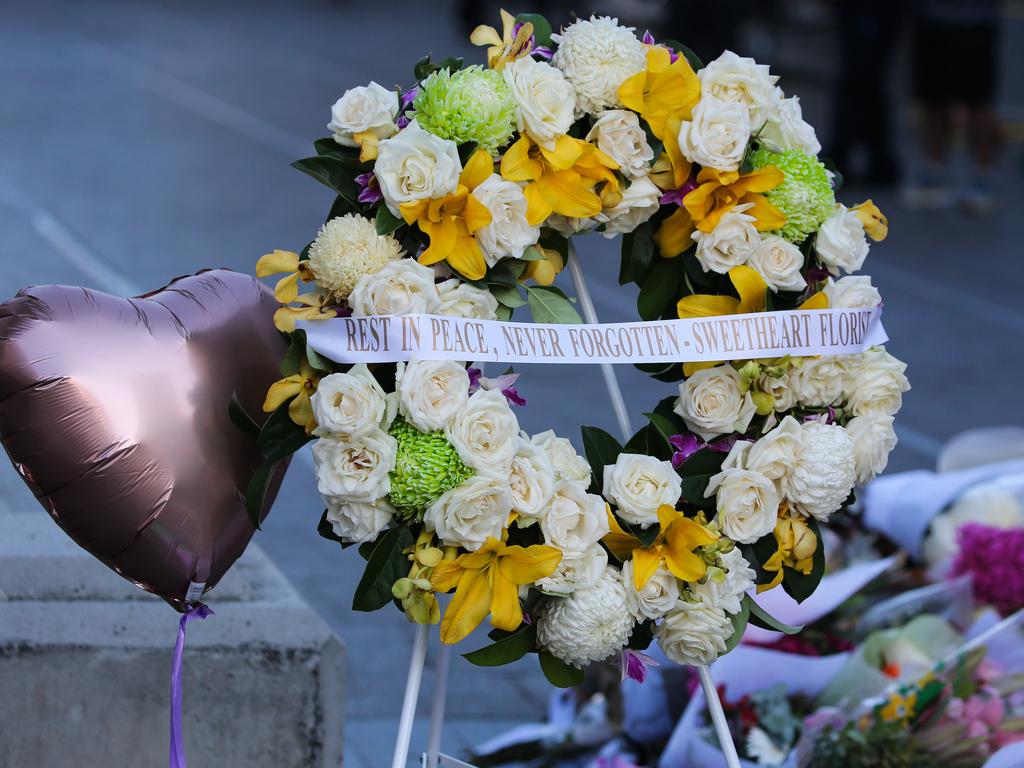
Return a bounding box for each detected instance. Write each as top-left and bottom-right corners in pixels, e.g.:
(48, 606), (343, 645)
(392, 623), (430, 768)
(423, 640), (451, 768)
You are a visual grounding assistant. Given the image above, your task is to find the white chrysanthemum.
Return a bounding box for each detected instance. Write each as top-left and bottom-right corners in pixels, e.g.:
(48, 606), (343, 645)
(536, 566), (635, 667)
(690, 548), (755, 615)
(656, 599), (733, 666)
(785, 422), (856, 521)
(307, 214), (403, 299)
(551, 16), (647, 116)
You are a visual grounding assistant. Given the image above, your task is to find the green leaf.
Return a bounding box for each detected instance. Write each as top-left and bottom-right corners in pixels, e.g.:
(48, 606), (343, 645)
(644, 411), (681, 445)
(313, 138), (362, 165)
(619, 221), (655, 286)
(520, 245), (544, 261)
(680, 474), (716, 508)
(495, 304), (513, 321)
(228, 393), (260, 440)
(463, 624), (537, 667)
(280, 333), (305, 376)
(782, 517), (826, 604)
(679, 448), (725, 476)
(375, 204), (404, 236)
(516, 13), (553, 47)
(352, 526), (414, 612)
(490, 284), (527, 308)
(723, 598), (751, 654)
(635, 360), (685, 384)
(263, 429), (312, 463)
(526, 285), (582, 324)
(305, 342), (332, 373)
(413, 54), (434, 82)
(627, 620), (655, 650)
(621, 516), (661, 547)
(660, 39), (704, 70)
(624, 423), (673, 461)
(258, 402), (301, 454)
(291, 156), (362, 208)
(244, 459), (279, 529)
(581, 426), (623, 493)
(637, 258), (683, 320)
(538, 651), (585, 688)
(745, 594), (803, 635)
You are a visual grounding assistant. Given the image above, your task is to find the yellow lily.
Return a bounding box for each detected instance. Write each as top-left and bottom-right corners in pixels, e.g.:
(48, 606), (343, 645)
(500, 133), (620, 226)
(604, 505), (718, 591)
(619, 46), (701, 140)
(400, 149), (494, 281)
(649, 114), (692, 193)
(255, 249), (336, 332)
(470, 9), (534, 70)
(430, 535), (562, 645)
(852, 199), (888, 241)
(655, 166), (787, 258)
(520, 246), (564, 286)
(758, 508), (818, 593)
(263, 358), (318, 432)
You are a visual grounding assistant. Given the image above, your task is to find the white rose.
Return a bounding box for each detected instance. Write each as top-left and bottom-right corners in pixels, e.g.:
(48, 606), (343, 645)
(845, 414), (897, 485)
(471, 175), (540, 265)
(312, 430), (397, 502)
(394, 359), (469, 433)
(508, 438), (556, 524)
(823, 275), (881, 308)
(758, 95), (820, 155)
(623, 561), (680, 621)
(540, 481), (610, 554)
(691, 548), (756, 615)
(435, 279), (499, 320)
(310, 365), (388, 438)
(531, 430), (592, 484)
(328, 81), (399, 147)
(656, 599), (733, 666)
(425, 475), (511, 551)
(747, 235), (806, 292)
(678, 96), (752, 172)
(784, 422), (856, 521)
(535, 544), (608, 596)
(692, 203), (761, 274)
(445, 388), (519, 474)
(705, 446), (779, 544)
(794, 356), (847, 407)
(374, 120), (461, 216)
(323, 497), (394, 544)
(503, 57), (576, 149)
(586, 109), (654, 178)
(761, 369), (799, 412)
(698, 51), (780, 129)
(348, 259), (440, 316)
(844, 348), (910, 417)
(675, 366), (757, 441)
(596, 175), (661, 237)
(815, 205), (869, 275)
(603, 453), (682, 527)
(746, 415), (802, 481)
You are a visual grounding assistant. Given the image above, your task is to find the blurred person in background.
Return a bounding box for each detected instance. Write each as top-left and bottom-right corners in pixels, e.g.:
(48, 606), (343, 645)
(904, 0), (1003, 215)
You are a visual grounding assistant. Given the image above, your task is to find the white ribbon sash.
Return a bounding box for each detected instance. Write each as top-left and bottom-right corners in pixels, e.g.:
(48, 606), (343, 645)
(298, 307), (887, 365)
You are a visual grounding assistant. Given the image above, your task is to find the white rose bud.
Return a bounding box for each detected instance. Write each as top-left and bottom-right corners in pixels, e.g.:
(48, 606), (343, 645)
(374, 120), (461, 216)
(328, 81), (399, 147)
(623, 561), (680, 621)
(535, 544), (608, 595)
(596, 175), (661, 237)
(844, 347), (910, 417)
(323, 497), (394, 544)
(503, 57), (576, 150)
(815, 205), (869, 275)
(348, 259), (441, 316)
(656, 599), (734, 666)
(312, 430), (397, 503)
(603, 453), (682, 527)
(586, 109), (654, 178)
(746, 415), (802, 481)
(823, 276), (882, 308)
(794, 356), (847, 407)
(678, 96), (752, 172)
(425, 475), (511, 551)
(692, 203), (761, 274)
(310, 365), (388, 438)
(785, 422), (856, 521)
(845, 414), (898, 485)
(675, 366), (757, 441)
(531, 430), (593, 484)
(435, 279), (499, 320)
(540, 481), (610, 554)
(394, 359), (470, 433)
(508, 438), (556, 524)
(445, 388), (519, 475)
(698, 50), (780, 129)
(706, 443), (779, 544)
(747, 235), (807, 292)
(758, 95), (820, 156)
(471, 175), (540, 265)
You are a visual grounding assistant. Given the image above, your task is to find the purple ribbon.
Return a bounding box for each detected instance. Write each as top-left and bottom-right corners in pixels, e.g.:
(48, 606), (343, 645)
(170, 604), (213, 768)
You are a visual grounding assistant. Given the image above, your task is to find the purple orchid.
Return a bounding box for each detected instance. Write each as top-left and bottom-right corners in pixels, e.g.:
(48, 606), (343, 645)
(620, 648), (659, 684)
(396, 87), (418, 129)
(355, 171), (384, 205)
(670, 433), (736, 468)
(467, 368), (526, 407)
(803, 407), (836, 425)
(512, 22), (553, 61)
(660, 175), (699, 207)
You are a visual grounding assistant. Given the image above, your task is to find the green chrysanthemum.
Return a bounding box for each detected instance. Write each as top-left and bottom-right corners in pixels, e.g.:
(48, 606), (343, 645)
(749, 147), (835, 243)
(387, 419), (473, 521)
(412, 66), (516, 154)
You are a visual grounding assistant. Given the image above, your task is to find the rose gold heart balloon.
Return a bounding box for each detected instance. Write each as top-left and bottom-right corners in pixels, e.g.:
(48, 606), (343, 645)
(0, 269), (287, 610)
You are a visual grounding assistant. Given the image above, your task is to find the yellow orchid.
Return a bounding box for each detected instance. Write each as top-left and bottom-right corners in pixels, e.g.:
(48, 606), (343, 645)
(501, 133), (620, 226)
(758, 508), (818, 593)
(520, 246), (564, 286)
(255, 249), (336, 332)
(852, 199), (888, 241)
(263, 357), (319, 433)
(400, 148), (494, 281)
(655, 166), (787, 258)
(604, 505), (718, 591)
(430, 535), (562, 645)
(470, 9), (534, 70)
(619, 46), (701, 140)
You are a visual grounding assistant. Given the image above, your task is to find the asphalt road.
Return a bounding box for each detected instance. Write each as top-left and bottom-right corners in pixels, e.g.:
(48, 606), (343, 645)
(1, 1), (1022, 765)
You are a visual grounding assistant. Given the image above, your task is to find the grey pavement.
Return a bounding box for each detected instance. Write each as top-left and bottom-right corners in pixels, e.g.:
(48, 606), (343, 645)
(1, 1), (1023, 766)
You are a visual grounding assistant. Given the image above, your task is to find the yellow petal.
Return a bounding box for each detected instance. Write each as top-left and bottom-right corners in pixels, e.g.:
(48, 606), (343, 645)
(521, 246), (564, 286)
(662, 543), (708, 583)
(538, 135), (585, 171)
(677, 294), (740, 319)
(489, 573), (523, 632)
(460, 148), (495, 190)
(732, 166), (784, 196)
(655, 208), (696, 258)
(256, 250), (300, 278)
(498, 8), (517, 41)
(288, 390), (314, 430)
(496, 544), (562, 584)
(274, 271), (300, 304)
(418, 216), (458, 266)
(354, 131), (379, 163)
(683, 360), (721, 376)
(852, 199), (888, 241)
(462, 193), (493, 233)
(742, 193), (788, 232)
(470, 24), (503, 48)
(400, 199), (430, 225)
(263, 377), (303, 412)
(273, 305), (331, 333)
(617, 69), (647, 114)
(536, 169), (602, 219)
(799, 291), (829, 310)
(522, 182), (553, 226)
(631, 547), (663, 590)
(602, 508), (640, 561)
(439, 568), (493, 645)
(730, 265), (768, 314)
(445, 233), (487, 281)
(500, 135), (541, 182)
(646, 44), (672, 75)
(430, 560), (465, 593)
